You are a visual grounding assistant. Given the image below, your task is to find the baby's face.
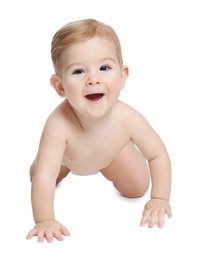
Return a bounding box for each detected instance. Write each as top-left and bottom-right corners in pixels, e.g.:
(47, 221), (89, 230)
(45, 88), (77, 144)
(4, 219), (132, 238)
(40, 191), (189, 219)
(59, 37), (128, 118)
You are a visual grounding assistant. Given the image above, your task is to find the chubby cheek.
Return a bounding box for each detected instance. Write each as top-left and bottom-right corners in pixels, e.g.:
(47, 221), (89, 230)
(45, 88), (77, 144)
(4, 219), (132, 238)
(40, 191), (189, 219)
(108, 77), (123, 97)
(63, 79), (80, 98)
(66, 88), (80, 104)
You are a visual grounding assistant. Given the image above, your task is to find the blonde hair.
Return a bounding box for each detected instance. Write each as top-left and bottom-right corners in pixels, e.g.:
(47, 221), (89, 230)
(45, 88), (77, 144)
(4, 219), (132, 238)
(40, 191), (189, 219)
(51, 19), (123, 74)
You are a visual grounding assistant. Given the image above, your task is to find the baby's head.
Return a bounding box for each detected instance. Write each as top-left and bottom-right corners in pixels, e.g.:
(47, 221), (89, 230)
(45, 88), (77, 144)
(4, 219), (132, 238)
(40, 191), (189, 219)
(51, 19), (123, 75)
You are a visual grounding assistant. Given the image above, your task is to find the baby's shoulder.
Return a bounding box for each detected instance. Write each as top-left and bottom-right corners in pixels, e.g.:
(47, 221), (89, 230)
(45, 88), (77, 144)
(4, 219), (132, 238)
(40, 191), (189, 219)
(116, 100), (144, 118)
(48, 99), (72, 120)
(43, 100), (72, 132)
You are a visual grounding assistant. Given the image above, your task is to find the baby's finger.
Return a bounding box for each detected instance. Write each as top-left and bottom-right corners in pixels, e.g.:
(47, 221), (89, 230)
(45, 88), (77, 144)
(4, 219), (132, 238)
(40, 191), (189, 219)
(157, 211), (165, 228)
(45, 230), (54, 243)
(148, 213), (157, 228)
(37, 229), (45, 242)
(140, 209), (149, 226)
(166, 206), (172, 218)
(60, 225), (70, 236)
(26, 228), (37, 239)
(53, 231), (64, 241)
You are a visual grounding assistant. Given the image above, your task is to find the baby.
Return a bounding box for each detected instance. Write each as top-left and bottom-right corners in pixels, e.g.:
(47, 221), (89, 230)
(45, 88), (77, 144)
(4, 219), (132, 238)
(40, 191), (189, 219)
(26, 19), (172, 242)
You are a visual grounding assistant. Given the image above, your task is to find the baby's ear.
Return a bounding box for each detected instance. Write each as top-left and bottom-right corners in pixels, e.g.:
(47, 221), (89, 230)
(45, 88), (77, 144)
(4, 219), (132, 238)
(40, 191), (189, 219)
(50, 74), (66, 97)
(120, 65), (129, 90)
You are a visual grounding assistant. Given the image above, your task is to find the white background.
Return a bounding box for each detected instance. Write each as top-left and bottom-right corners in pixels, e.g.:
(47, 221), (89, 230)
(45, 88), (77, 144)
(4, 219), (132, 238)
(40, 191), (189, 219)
(0, 0), (199, 259)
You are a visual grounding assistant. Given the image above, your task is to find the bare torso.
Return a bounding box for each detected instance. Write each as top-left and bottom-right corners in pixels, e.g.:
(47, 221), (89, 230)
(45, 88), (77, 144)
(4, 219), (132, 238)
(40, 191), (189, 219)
(58, 99), (131, 174)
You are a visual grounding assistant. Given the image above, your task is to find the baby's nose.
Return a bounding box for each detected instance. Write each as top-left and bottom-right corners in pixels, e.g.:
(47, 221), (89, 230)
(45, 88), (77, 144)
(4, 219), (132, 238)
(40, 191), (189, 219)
(86, 75), (101, 86)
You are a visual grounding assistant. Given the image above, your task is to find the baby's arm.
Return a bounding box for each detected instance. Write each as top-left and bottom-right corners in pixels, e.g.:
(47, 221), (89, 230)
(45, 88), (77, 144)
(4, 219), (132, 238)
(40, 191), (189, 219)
(140, 135), (172, 228)
(26, 114), (70, 242)
(129, 109), (172, 227)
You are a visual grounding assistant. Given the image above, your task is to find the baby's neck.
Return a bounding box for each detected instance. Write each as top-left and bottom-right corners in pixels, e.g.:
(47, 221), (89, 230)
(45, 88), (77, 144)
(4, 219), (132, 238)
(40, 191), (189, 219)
(70, 106), (113, 133)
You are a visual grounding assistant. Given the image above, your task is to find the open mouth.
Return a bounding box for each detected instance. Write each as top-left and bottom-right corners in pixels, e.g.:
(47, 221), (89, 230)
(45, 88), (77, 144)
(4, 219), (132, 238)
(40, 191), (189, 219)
(85, 93), (105, 102)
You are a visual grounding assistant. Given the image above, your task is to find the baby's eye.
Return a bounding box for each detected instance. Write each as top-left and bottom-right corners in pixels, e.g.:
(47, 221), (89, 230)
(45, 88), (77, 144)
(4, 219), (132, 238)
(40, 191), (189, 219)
(72, 69), (85, 75)
(100, 65), (111, 71)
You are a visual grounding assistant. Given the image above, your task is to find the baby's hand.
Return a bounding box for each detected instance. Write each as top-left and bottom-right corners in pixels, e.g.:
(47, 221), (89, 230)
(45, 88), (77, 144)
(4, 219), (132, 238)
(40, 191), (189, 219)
(140, 198), (172, 228)
(26, 219), (70, 242)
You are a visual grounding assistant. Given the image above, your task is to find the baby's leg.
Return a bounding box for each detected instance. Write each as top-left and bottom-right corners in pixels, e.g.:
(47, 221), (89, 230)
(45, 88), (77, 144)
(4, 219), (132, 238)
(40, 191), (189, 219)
(29, 160), (70, 185)
(101, 142), (150, 198)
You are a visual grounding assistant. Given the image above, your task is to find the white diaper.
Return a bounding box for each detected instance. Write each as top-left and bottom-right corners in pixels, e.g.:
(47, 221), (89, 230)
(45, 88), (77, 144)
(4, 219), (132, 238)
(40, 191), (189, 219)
(71, 171), (98, 176)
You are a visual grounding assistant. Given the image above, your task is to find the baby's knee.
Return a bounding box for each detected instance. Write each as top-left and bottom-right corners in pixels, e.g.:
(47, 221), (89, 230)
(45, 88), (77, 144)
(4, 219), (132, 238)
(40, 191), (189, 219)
(129, 184), (149, 198)
(119, 186), (148, 199)
(114, 178), (149, 199)
(132, 178), (150, 198)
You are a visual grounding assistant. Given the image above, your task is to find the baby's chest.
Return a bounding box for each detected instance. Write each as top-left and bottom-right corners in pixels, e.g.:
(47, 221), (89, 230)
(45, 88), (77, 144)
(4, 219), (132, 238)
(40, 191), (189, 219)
(62, 131), (129, 171)
(66, 137), (121, 161)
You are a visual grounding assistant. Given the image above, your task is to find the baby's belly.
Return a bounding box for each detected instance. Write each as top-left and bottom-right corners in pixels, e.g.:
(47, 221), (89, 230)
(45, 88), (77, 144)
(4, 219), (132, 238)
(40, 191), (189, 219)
(62, 140), (130, 175)
(62, 152), (116, 176)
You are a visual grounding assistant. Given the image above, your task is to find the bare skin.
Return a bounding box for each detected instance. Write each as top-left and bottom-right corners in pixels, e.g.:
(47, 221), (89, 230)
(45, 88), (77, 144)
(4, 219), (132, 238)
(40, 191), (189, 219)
(27, 100), (171, 242)
(26, 37), (172, 242)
